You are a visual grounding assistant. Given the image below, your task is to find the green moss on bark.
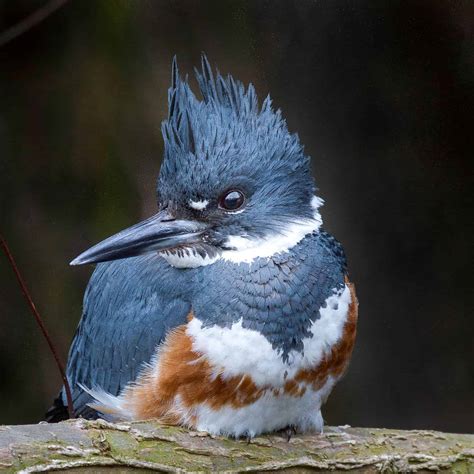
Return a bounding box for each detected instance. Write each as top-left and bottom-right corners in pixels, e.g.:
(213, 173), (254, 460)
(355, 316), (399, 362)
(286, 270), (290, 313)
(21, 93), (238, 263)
(0, 420), (472, 473)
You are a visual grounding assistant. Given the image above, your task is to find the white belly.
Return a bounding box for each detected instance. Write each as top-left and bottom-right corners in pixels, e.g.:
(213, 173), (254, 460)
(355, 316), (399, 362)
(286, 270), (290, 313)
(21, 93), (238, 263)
(191, 378), (335, 438)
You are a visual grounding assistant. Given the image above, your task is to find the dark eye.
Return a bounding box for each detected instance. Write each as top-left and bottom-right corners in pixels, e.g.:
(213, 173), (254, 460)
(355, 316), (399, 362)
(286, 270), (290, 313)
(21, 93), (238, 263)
(219, 190), (245, 211)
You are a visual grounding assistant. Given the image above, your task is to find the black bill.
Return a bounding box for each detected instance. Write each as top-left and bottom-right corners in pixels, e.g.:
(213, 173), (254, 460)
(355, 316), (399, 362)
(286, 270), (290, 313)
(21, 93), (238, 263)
(70, 209), (208, 266)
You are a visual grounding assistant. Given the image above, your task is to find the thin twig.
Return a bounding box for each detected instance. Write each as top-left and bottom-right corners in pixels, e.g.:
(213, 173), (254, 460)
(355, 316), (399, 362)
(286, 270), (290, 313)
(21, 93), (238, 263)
(0, 0), (71, 48)
(0, 233), (74, 419)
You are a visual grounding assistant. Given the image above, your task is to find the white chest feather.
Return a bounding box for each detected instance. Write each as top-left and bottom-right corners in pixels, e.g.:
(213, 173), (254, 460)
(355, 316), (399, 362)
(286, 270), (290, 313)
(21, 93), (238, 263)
(186, 284), (351, 386)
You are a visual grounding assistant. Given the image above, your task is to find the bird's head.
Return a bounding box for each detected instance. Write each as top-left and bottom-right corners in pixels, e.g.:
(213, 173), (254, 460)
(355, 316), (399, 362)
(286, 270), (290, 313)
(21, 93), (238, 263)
(71, 55), (323, 268)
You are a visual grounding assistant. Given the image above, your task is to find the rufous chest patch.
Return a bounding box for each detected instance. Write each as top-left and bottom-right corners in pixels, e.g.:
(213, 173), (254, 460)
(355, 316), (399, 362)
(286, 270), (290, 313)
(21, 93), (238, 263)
(120, 280), (358, 427)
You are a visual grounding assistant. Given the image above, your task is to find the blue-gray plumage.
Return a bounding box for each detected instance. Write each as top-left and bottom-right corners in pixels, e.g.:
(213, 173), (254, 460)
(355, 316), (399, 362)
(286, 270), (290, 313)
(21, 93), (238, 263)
(55, 229), (346, 419)
(47, 55), (356, 433)
(193, 230), (346, 359)
(62, 256), (191, 418)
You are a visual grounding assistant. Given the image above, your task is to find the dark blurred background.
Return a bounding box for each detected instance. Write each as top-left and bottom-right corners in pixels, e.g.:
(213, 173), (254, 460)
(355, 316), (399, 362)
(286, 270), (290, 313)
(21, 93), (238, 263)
(0, 0), (472, 432)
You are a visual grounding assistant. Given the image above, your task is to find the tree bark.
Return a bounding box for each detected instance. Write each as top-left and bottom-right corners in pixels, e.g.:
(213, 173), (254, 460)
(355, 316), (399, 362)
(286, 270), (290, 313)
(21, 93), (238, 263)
(0, 419), (472, 473)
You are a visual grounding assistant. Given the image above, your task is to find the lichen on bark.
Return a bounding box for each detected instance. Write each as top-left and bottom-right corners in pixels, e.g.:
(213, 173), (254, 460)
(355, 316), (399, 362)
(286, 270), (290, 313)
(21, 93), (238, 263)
(0, 419), (473, 473)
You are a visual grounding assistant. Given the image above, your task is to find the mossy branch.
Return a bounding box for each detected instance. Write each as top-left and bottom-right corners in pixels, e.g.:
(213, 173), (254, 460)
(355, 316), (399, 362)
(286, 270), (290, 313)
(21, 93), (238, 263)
(0, 420), (473, 473)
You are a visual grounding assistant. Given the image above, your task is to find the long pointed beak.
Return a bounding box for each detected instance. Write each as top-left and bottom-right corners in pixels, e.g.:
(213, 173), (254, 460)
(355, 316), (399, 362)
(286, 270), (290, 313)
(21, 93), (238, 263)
(70, 209), (208, 266)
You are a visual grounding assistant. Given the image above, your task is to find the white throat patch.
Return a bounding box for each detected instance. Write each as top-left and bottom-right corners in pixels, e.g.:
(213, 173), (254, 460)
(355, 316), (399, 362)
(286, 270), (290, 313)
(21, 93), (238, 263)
(161, 195), (324, 268)
(160, 248), (220, 269)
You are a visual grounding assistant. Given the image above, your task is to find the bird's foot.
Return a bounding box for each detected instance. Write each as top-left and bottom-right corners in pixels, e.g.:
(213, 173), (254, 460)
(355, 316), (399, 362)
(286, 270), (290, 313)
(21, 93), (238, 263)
(282, 424), (297, 442)
(228, 431), (253, 444)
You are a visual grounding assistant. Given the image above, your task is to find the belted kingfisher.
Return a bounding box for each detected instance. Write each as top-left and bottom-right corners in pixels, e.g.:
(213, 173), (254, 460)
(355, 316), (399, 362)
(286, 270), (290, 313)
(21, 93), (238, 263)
(47, 55), (358, 438)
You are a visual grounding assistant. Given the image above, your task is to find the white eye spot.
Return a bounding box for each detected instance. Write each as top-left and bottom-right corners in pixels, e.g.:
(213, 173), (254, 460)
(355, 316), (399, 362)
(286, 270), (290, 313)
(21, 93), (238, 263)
(189, 199), (209, 211)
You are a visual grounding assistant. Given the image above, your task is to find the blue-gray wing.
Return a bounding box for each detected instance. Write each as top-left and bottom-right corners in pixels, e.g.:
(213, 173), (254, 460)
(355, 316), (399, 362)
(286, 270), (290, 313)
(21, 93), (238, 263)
(60, 254), (191, 419)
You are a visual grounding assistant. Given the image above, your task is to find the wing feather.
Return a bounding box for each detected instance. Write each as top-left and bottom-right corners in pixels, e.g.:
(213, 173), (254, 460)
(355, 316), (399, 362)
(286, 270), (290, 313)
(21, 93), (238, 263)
(50, 254), (190, 420)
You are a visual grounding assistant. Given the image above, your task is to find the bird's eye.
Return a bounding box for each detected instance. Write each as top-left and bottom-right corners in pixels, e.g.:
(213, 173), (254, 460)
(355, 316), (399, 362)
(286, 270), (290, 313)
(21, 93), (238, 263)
(219, 190), (245, 211)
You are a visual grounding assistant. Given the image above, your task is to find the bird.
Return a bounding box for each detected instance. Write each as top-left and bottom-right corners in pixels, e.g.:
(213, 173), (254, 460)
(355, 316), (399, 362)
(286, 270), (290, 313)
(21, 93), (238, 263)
(46, 55), (358, 439)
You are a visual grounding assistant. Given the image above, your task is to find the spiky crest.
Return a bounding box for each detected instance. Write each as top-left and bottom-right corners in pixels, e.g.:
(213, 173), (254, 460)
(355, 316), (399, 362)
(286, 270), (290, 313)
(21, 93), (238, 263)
(161, 54), (302, 161)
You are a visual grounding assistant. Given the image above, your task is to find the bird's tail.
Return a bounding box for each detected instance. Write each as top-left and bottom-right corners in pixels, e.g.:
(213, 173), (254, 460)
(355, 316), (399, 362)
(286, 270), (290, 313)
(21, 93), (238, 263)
(44, 393), (69, 423)
(79, 384), (133, 421)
